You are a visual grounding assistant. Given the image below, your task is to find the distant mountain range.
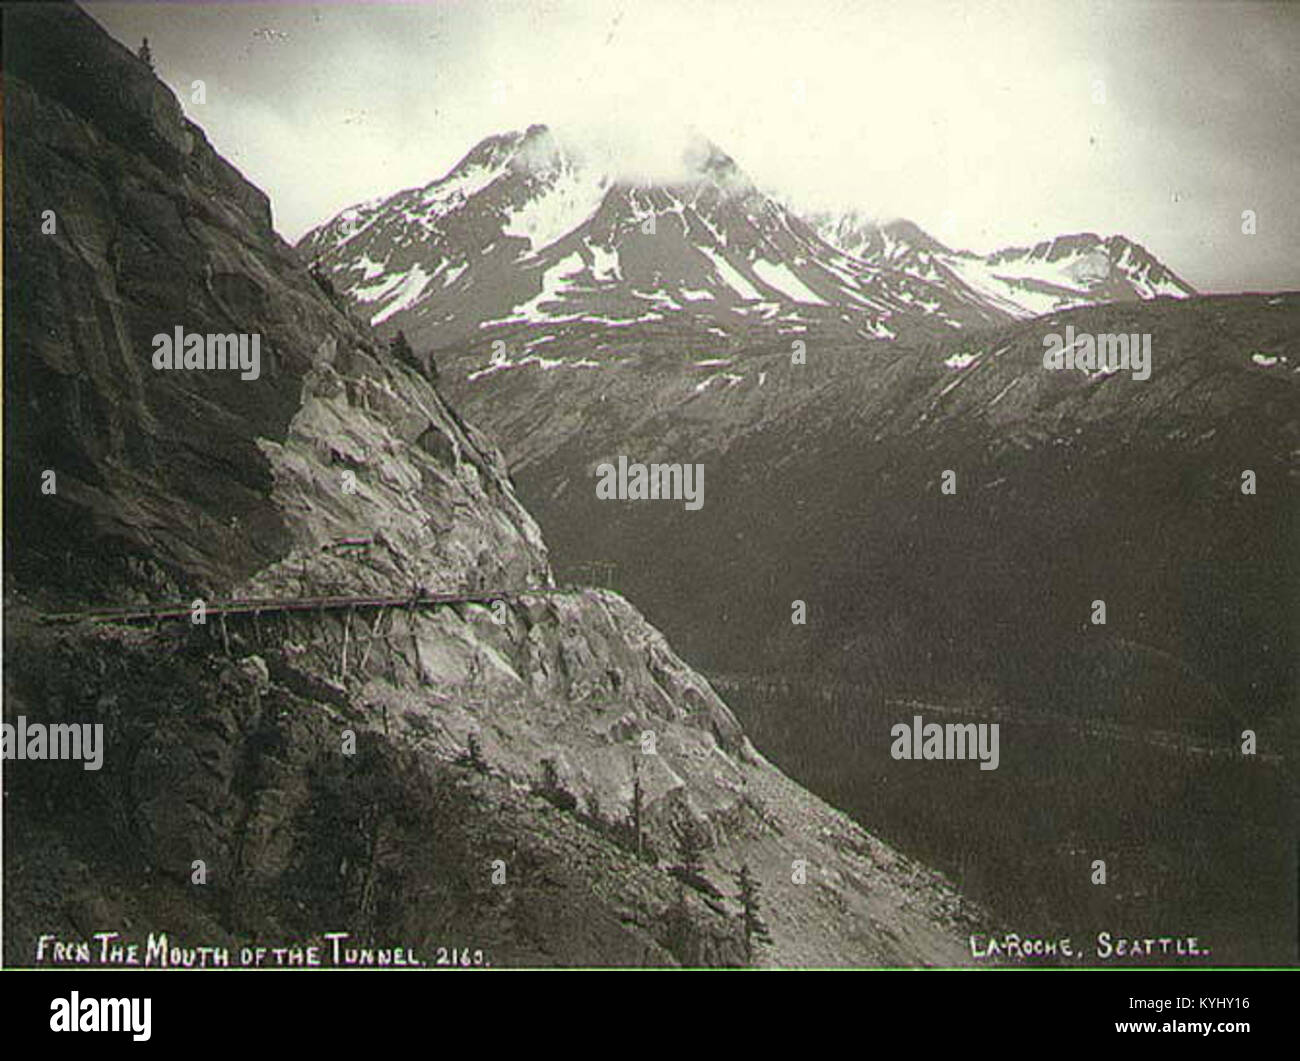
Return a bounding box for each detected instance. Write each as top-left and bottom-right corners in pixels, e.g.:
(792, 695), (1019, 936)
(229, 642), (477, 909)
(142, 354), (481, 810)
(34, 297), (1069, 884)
(299, 124), (1195, 352)
(807, 214), (1196, 318)
(296, 123), (1295, 967)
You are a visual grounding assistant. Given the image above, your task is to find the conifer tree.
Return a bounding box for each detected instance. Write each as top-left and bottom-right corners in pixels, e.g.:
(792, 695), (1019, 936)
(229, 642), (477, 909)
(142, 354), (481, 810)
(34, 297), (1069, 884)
(733, 862), (773, 962)
(389, 330), (416, 368)
(631, 755), (644, 858)
(457, 732), (488, 775)
(678, 823), (706, 877)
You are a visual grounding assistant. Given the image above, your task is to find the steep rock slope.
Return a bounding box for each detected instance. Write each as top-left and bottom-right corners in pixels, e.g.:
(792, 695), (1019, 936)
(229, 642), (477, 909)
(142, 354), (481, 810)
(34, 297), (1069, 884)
(471, 291), (1296, 713)
(5, 7), (548, 605)
(3, 3), (983, 968)
(466, 293), (1297, 965)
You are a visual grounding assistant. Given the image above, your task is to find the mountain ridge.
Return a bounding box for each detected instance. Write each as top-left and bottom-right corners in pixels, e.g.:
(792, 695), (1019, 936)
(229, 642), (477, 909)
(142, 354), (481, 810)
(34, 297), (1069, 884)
(300, 123), (1196, 350)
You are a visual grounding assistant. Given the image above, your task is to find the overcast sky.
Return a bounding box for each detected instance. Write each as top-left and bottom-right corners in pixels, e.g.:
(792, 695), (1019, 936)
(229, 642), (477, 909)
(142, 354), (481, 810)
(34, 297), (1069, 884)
(85, 0), (1298, 293)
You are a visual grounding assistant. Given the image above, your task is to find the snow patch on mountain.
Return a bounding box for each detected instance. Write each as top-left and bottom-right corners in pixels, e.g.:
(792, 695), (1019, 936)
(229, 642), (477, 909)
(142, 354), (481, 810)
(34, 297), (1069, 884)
(698, 246), (760, 300)
(582, 312), (663, 327)
(371, 264), (433, 325)
(422, 161), (505, 211)
(489, 253), (586, 325)
(353, 271), (407, 305)
(586, 240), (622, 282)
(353, 254), (386, 280)
(752, 259), (828, 304)
(503, 169), (610, 252)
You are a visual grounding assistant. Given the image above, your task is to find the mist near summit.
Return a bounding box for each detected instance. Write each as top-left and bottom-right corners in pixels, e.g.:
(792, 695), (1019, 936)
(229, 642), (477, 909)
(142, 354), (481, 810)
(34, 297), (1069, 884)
(84, 0), (1300, 293)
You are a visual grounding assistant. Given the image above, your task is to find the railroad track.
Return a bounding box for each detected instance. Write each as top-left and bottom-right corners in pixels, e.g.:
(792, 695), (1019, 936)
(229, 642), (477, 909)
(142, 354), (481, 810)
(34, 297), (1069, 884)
(39, 587), (575, 626)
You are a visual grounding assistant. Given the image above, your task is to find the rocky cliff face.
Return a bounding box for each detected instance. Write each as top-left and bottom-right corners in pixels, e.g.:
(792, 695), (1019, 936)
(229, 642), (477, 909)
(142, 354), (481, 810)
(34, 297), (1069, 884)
(5, 4), (548, 605)
(3, 4), (984, 968)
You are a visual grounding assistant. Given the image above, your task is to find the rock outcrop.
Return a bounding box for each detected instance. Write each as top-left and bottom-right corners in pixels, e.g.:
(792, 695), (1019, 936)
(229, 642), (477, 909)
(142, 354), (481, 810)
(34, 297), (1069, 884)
(5, 2), (547, 604)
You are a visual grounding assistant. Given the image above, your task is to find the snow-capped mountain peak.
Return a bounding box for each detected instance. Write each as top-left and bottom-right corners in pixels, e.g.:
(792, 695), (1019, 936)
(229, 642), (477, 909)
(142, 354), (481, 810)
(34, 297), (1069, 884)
(299, 126), (1195, 358)
(808, 215), (1196, 319)
(300, 126), (1020, 349)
